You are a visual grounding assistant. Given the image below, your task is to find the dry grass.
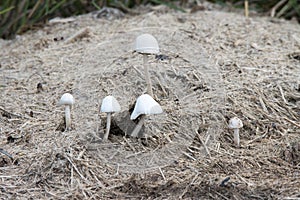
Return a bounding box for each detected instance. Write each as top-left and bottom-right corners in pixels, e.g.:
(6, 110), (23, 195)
(0, 5), (300, 199)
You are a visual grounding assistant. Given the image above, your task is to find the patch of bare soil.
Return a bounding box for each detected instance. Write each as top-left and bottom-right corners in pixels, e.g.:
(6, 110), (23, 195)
(0, 5), (300, 199)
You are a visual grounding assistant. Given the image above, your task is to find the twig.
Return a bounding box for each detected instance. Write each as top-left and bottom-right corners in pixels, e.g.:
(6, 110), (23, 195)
(180, 173), (199, 198)
(132, 66), (144, 78)
(278, 85), (288, 104)
(64, 28), (91, 44)
(258, 96), (268, 113)
(181, 151), (196, 161)
(196, 130), (211, 158)
(125, 151), (143, 159)
(158, 167), (166, 180)
(216, 191), (231, 200)
(0, 148), (13, 160)
(282, 117), (300, 128)
(65, 155), (86, 181)
(123, 137), (137, 152)
(45, 189), (61, 198)
(70, 164), (74, 188)
(244, 0), (249, 18)
(115, 164), (120, 176)
(154, 76), (168, 97)
(246, 129), (268, 144)
(88, 169), (106, 188)
(234, 172), (254, 186)
(109, 151), (119, 160)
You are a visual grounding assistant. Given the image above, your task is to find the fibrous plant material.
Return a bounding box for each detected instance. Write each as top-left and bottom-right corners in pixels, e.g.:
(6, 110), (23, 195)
(0, 6), (299, 199)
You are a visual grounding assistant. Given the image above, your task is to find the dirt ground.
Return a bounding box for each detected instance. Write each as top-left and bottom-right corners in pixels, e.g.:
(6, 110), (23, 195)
(0, 3), (300, 199)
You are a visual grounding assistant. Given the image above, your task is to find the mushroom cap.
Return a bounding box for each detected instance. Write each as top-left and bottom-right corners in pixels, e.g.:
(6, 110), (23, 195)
(134, 34), (159, 54)
(59, 93), (75, 106)
(130, 94), (163, 120)
(228, 117), (243, 129)
(100, 95), (121, 113)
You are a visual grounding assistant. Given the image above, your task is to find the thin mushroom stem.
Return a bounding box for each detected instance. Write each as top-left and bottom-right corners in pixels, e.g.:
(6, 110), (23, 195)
(103, 113), (112, 140)
(65, 105), (71, 130)
(131, 115), (145, 138)
(143, 54), (153, 97)
(233, 128), (240, 147)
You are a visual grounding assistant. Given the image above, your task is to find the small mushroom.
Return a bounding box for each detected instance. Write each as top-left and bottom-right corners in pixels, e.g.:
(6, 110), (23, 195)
(59, 93), (75, 131)
(228, 117), (243, 147)
(100, 95), (121, 140)
(130, 94), (163, 137)
(134, 34), (159, 97)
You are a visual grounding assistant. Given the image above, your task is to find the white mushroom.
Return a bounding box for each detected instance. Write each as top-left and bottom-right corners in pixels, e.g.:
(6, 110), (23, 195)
(59, 93), (75, 131)
(228, 117), (243, 147)
(100, 95), (121, 140)
(130, 94), (163, 137)
(134, 34), (159, 97)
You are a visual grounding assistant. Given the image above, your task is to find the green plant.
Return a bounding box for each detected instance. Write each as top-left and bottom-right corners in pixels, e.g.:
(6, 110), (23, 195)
(0, 0), (93, 39)
(207, 0), (300, 21)
(272, 0), (300, 19)
(1, 0), (299, 39)
(0, 0), (184, 39)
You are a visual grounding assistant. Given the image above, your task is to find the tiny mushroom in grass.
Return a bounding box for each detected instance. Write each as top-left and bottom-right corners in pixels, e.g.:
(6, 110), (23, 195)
(100, 95), (121, 140)
(59, 93), (75, 131)
(130, 94), (163, 138)
(228, 117), (243, 147)
(134, 33), (159, 97)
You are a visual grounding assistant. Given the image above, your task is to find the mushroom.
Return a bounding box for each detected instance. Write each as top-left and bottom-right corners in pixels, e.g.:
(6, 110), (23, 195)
(100, 95), (121, 140)
(59, 93), (75, 131)
(130, 94), (163, 137)
(228, 117), (243, 147)
(134, 33), (159, 97)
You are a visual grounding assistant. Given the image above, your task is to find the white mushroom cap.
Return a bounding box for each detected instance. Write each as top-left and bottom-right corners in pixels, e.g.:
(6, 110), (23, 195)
(228, 117), (243, 129)
(59, 93), (75, 106)
(100, 95), (121, 113)
(130, 94), (163, 120)
(134, 34), (159, 54)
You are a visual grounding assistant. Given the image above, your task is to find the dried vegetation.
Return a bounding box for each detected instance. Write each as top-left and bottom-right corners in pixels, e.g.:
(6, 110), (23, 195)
(0, 5), (300, 199)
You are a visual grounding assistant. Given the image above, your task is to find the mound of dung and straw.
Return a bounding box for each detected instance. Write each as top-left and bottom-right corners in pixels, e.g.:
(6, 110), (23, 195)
(0, 6), (299, 199)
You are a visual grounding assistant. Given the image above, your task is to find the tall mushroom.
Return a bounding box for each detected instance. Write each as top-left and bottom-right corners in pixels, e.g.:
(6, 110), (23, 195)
(134, 33), (159, 97)
(130, 94), (163, 138)
(59, 93), (75, 131)
(100, 95), (121, 140)
(228, 117), (243, 147)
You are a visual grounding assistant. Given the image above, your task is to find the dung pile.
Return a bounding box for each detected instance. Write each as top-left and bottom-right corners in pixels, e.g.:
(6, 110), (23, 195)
(0, 5), (299, 199)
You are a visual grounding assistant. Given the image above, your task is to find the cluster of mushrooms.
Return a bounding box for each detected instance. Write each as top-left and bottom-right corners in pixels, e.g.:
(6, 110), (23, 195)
(58, 34), (163, 140)
(58, 34), (244, 147)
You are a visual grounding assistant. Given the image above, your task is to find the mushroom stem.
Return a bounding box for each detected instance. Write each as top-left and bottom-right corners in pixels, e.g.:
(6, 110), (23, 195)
(131, 115), (145, 138)
(65, 105), (71, 130)
(233, 128), (240, 147)
(143, 54), (153, 97)
(103, 113), (112, 140)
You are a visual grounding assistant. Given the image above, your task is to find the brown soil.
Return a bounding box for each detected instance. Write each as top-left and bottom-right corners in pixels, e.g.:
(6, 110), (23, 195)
(0, 4), (300, 199)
